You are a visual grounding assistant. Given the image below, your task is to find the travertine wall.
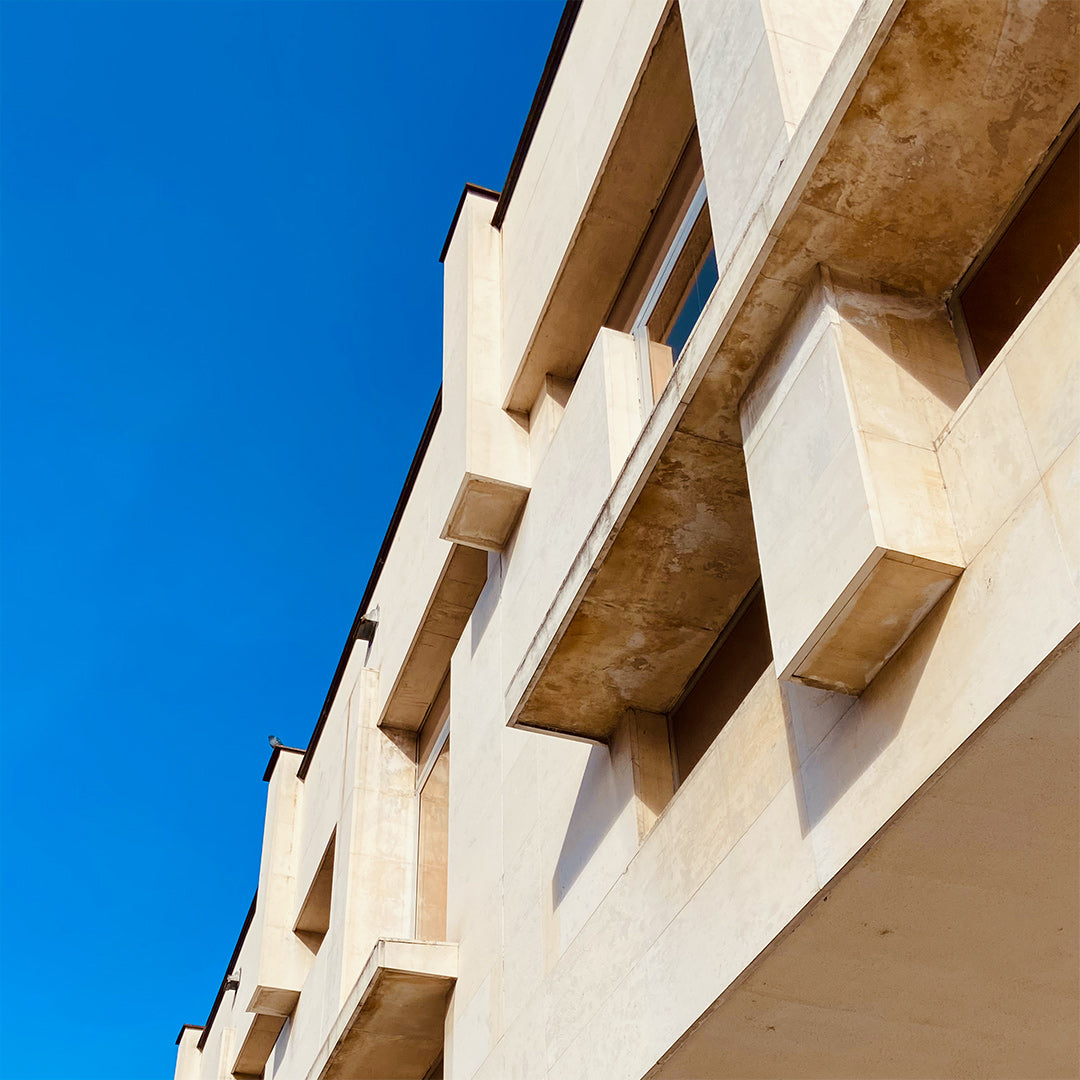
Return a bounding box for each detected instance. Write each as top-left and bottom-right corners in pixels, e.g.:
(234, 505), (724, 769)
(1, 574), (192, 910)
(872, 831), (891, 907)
(176, 3), (1078, 1077)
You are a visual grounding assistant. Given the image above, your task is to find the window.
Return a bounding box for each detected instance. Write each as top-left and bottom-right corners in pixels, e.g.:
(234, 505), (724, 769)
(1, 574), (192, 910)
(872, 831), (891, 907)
(669, 583), (772, 783)
(954, 113), (1078, 376)
(608, 131), (719, 405)
(416, 673), (450, 941)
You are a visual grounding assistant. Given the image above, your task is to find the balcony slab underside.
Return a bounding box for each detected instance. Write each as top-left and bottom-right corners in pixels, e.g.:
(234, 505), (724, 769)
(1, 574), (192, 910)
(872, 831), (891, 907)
(380, 545), (487, 732)
(506, 0), (1079, 742)
(308, 939), (456, 1080)
(647, 632), (1080, 1079)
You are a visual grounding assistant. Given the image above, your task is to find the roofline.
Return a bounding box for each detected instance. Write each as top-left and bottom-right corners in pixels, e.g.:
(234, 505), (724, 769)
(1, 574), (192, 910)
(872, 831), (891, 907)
(297, 386), (443, 781)
(175, 1023), (204, 1046)
(296, 1), (580, 779)
(262, 744), (305, 783)
(439, 183), (500, 264)
(491, 0), (581, 230)
(197, 890), (258, 1052)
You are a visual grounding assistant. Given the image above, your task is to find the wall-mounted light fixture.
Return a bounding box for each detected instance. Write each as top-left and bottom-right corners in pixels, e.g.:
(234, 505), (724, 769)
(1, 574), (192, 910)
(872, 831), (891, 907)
(356, 605), (379, 643)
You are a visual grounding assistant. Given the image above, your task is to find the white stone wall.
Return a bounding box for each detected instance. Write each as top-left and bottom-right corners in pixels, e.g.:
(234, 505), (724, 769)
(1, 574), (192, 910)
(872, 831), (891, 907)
(175, 3), (1078, 1077)
(442, 250), (1079, 1080)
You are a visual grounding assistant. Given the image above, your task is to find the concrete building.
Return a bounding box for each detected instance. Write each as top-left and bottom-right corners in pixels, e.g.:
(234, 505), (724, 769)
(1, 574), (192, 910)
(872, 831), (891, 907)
(174, 1), (1080, 1077)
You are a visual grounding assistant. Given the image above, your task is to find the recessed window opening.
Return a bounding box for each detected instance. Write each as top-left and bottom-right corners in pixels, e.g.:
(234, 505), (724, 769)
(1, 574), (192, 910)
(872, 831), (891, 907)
(417, 671), (450, 790)
(669, 582), (772, 785)
(606, 130), (718, 407)
(416, 672), (450, 941)
(635, 180), (717, 359)
(953, 110), (1078, 377)
(294, 832), (335, 954)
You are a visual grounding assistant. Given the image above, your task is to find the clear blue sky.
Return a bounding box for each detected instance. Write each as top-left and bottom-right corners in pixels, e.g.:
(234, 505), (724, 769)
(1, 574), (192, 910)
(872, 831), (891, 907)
(0, 2), (560, 1075)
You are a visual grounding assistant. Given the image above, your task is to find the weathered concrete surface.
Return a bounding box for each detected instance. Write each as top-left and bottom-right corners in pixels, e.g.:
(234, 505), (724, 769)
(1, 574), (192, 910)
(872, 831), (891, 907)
(308, 939), (456, 1080)
(234, 1012), (288, 1078)
(175, 5), (1080, 1079)
(505, 0), (1079, 741)
(441, 189), (531, 551)
(509, 429), (758, 740)
(379, 543), (487, 732)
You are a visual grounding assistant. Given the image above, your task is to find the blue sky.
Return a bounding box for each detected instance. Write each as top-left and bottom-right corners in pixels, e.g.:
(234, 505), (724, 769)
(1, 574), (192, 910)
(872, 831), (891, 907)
(0, 2), (560, 1075)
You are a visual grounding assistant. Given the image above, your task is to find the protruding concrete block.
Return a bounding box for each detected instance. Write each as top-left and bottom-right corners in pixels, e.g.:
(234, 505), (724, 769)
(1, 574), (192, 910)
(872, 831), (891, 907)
(173, 1025), (203, 1080)
(378, 543), (487, 732)
(741, 267), (967, 694)
(442, 472), (529, 552)
(441, 187), (530, 551)
(245, 748), (312, 1023)
(233, 1011), (287, 1078)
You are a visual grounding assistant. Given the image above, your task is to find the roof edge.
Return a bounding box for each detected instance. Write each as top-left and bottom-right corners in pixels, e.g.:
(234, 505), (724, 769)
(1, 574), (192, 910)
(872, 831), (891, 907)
(491, 1), (582, 230)
(262, 744), (304, 783)
(197, 890), (258, 1051)
(439, 183), (500, 264)
(297, 386), (443, 781)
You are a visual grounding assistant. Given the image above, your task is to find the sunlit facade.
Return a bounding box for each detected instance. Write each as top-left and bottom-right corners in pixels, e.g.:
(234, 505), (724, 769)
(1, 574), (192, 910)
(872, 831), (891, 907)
(176, 2), (1080, 1077)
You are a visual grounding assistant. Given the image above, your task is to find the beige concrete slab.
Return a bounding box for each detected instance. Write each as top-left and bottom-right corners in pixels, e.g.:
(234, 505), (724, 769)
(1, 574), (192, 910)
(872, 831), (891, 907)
(234, 1012), (288, 1079)
(1044, 433), (1080, 592)
(937, 363), (1042, 564)
(792, 551), (957, 692)
(308, 939), (456, 1080)
(378, 544), (487, 732)
(508, 430), (758, 741)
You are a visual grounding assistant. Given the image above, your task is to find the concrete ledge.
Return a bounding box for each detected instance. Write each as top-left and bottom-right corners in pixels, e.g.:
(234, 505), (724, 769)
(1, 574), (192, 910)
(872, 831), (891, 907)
(307, 939), (457, 1080)
(378, 545), (487, 732)
(233, 1011), (288, 1079)
(441, 473), (529, 553)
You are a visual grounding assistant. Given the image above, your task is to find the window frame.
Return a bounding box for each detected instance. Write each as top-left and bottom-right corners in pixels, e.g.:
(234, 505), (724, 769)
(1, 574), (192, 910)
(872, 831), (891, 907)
(414, 671), (451, 942)
(631, 178), (712, 412)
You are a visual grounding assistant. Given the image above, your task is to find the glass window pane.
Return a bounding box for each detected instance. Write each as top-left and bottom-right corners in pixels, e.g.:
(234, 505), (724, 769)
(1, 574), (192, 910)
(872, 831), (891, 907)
(665, 244), (718, 360)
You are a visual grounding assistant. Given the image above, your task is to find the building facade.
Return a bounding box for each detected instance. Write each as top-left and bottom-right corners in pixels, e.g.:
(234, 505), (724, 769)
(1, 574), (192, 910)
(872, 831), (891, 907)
(175, 1), (1080, 1077)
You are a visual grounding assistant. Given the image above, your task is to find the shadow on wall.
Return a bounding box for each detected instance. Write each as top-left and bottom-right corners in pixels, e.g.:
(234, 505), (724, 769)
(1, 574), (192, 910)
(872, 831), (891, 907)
(781, 584), (956, 838)
(551, 743), (630, 909)
(546, 563), (958, 915)
(469, 550), (499, 658)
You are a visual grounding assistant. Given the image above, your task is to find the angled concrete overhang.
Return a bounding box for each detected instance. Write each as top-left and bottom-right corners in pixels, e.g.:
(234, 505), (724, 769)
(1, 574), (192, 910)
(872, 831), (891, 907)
(378, 544), (487, 732)
(233, 1012), (289, 1079)
(506, 0), (1079, 740)
(307, 939), (457, 1080)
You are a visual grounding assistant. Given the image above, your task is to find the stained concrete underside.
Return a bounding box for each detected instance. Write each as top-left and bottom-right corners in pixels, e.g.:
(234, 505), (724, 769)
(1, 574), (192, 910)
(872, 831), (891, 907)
(310, 940), (456, 1080)
(507, 0), (1079, 742)
(379, 544), (487, 732)
(646, 632), (1080, 1080)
